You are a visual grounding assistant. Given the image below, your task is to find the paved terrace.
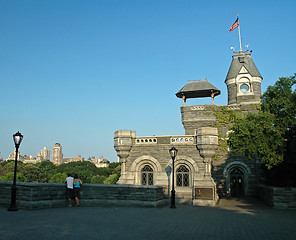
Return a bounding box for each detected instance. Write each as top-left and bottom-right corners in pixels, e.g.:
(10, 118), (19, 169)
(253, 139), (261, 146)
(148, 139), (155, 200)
(1, 198), (296, 240)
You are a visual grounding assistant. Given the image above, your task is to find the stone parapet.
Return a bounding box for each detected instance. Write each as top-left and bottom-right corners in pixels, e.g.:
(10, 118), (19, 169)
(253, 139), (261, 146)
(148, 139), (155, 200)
(180, 104), (259, 135)
(0, 181), (168, 209)
(258, 185), (296, 209)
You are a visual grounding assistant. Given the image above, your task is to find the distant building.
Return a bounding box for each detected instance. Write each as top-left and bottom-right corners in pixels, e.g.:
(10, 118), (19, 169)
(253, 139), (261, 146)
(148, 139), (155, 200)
(7, 150), (23, 161)
(23, 155), (38, 164)
(74, 155), (84, 162)
(52, 143), (63, 165)
(63, 158), (72, 163)
(63, 155), (85, 164)
(91, 155), (109, 168)
(36, 147), (50, 161)
(41, 147), (50, 161)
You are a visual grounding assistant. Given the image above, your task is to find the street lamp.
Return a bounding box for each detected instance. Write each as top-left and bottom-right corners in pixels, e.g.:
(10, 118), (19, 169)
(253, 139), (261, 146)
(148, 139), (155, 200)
(8, 131), (23, 211)
(169, 146), (178, 208)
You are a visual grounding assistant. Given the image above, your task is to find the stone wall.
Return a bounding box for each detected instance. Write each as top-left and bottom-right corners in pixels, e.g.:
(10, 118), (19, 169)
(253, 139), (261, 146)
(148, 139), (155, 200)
(258, 185), (296, 209)
(0, 181), (168, 209)
(180, 104), (262, 198)
(114, 128), (220, 206)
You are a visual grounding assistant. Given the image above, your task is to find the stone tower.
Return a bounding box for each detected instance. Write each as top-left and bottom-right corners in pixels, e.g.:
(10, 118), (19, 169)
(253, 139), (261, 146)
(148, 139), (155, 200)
(52, 143), (63, 165)
(225, 50), (262, 105)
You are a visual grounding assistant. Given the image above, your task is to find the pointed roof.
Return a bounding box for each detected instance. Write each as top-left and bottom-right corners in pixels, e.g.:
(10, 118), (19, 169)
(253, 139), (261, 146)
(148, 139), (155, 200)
(176, 80), (221, 99)
(225, 50), (262, 81)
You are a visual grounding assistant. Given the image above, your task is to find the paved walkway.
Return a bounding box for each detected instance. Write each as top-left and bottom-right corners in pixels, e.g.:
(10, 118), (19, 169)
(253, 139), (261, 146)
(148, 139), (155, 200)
(1, 198), (296, 240)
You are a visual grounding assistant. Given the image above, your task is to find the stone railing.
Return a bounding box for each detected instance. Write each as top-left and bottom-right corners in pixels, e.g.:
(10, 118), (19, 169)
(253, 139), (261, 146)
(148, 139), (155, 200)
(258, 185), (296, 209)
(134, 135), (196, 145)
(135, 137), (158, 144)
(170, 136), (195, 144)
(0, 181), (168, 209)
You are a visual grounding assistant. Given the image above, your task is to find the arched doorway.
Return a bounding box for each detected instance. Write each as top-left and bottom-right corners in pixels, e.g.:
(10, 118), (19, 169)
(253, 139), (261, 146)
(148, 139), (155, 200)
(230, 168), (244, 197)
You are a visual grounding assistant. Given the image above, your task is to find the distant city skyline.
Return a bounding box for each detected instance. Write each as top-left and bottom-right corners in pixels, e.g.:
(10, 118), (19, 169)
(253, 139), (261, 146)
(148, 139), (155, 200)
(1, 1), (296, 162)
(4, 144), (107, 161)
(4, 143), (110, 167)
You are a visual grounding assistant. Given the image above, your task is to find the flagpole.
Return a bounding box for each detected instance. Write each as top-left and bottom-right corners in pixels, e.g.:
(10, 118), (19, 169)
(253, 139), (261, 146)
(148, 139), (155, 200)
(237, 13), (242, 51)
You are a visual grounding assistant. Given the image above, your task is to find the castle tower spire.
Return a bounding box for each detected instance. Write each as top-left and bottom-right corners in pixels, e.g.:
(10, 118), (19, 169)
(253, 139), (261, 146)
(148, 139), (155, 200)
(225, 50), (262, 105)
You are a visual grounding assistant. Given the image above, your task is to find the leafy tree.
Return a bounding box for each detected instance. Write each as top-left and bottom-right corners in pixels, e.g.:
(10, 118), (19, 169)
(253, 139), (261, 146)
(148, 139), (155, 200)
(91, 175), (107, 184)
(0, 172), (29, 182)
(0, 161), (22, 176)
(228, 112), (285, 169)
(19, 163), (45, 182)
(0, 159), (120, 185)
(56, 161), (101, 183)
(104, 173), (120, 184)
(261, 74), (296, 186)
(49, 173), (68, 183)
(36, 161), (57, 182)
(261, 74), (296, 138)
(108, 162), (121, 171)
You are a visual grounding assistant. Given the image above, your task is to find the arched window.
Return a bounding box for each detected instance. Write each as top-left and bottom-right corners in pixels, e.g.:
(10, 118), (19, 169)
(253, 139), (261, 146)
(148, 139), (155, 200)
(239, 77), (251, 93)
(141, 165), (153, 185)
(176, 165), (189, 187)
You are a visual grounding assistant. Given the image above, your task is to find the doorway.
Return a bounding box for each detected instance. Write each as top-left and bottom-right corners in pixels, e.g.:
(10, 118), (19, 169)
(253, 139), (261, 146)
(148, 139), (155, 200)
(230, 168), (244, 197)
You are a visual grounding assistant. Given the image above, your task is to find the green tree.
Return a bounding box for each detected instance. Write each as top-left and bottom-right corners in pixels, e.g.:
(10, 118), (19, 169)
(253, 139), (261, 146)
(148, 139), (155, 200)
(0, 161), (23, 177)
(104, 173), (120, 184)
(36, 161), (57, 182)
(228, 112), (285, 169)
(0, 172), (29, 182)
(49, 172), (68, 183)
(261, 74), (296, 137)
(19, 163), (44, 182)
(56, 161), (100, 183)
(91, 175), (107, 184)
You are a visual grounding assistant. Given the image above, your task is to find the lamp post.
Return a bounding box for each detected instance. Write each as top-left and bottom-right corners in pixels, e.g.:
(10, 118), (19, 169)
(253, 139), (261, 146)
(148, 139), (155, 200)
(169, 146), (178, 208)
(8, 131), (23, 211)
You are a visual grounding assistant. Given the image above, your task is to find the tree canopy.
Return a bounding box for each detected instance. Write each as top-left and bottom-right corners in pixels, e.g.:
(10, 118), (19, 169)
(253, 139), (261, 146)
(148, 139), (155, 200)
(261, 74), (296, 139)
(0, 160), (121, 184)
(228, 112), (285, 169)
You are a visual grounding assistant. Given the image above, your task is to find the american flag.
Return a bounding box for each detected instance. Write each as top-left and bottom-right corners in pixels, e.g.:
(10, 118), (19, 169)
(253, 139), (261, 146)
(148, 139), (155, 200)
(229, 18), (239, 32)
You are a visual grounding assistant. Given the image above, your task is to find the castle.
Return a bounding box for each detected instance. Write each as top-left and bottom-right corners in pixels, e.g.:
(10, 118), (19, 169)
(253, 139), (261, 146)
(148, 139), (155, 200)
(114, 50), (263, 206)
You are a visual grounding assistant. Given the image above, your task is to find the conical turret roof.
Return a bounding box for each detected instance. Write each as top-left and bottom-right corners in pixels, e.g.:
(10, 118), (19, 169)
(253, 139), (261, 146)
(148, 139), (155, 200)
(225, 50), (261, 81)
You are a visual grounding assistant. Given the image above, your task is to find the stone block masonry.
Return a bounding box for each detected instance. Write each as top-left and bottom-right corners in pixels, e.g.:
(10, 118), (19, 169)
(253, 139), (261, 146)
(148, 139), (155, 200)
(0, 181), (168, 209)
(258, 185), (296, 209)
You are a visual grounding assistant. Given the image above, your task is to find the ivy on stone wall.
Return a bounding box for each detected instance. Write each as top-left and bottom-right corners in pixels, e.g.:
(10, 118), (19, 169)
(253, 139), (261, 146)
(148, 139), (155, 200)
(207, 106), (243, 161)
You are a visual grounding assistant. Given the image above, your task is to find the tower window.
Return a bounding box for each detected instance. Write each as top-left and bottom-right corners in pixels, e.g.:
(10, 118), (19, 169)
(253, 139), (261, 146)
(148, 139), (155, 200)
(240, 84), (250, 92)
(238, 57), (245, 63)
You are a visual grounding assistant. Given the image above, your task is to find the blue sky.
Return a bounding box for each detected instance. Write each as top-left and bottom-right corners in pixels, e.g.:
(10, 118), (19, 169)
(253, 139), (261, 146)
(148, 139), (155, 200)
(1, 0), (295, 162)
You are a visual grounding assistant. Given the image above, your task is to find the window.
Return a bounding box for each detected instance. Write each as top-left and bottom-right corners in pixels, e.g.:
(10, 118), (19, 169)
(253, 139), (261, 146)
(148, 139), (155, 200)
(141, 165), (153, 185)
(240, 83), (249, 92)
(238, 57), (245, 63)
(176, 165), (189, 187)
